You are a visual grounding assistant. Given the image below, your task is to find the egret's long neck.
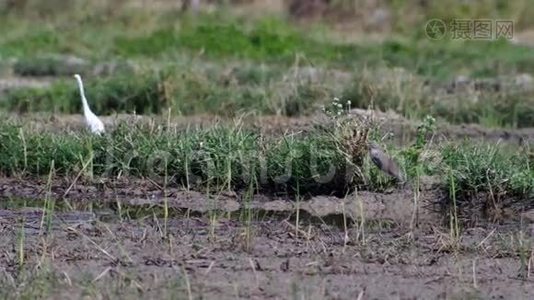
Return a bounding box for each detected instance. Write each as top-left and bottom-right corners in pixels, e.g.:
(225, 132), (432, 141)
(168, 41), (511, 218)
(76, 77), (91, 114)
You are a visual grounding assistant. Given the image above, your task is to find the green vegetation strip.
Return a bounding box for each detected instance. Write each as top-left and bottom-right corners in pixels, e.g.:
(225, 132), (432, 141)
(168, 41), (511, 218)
(0, 121), (531, 203)
(4, 62), (534, 128)
(3, 66), (338, 117)
(4, 11), (534, 126)
(0, 122), (365, 195)
(2, 11), (534, 78)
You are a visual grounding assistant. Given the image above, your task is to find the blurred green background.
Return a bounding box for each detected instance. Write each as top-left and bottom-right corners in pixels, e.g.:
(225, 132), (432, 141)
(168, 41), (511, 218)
(1, 0), (533, 127)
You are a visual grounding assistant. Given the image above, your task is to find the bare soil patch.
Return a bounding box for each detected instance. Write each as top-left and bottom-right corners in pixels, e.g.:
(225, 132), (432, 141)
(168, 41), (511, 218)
(1, 177), (533, 299)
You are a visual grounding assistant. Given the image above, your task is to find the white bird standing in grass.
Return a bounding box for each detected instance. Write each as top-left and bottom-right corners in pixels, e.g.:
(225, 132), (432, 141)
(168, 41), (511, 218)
(74, 74), (105, 135)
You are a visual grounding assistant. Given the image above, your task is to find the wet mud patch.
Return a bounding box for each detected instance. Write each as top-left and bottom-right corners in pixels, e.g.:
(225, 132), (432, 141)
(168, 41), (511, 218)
(0, 140), (530, 299)
(0, 177), (445, 231)
(0, 177), (533, 299)
(1, 206), (533, 299)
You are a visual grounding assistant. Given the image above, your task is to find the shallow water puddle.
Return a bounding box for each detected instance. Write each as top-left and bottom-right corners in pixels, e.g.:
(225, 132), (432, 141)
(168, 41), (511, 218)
(0, 197), (187, 224)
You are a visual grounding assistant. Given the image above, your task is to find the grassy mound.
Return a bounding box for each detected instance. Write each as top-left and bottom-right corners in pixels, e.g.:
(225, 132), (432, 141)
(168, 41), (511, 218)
(441, 142), (534, 223)
(0, 120), (370, 196)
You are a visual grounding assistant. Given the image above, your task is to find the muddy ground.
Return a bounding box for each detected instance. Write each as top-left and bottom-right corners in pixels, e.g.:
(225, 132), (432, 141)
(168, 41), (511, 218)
(1, 108), (533, 299)
(1, 174), (534, 299)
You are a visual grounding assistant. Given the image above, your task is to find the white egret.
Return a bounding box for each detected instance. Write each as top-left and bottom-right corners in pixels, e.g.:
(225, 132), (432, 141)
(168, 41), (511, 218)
(74, 74), (105, 135)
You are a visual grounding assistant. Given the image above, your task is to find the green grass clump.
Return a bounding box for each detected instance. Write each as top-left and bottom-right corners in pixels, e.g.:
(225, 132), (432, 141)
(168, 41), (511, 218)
(442, 142), (533, 197)
(0, 121), (369, 196)
(441, 142), (533, 219)
(0, 27), (63, 58)
(114, 16), (355, 63)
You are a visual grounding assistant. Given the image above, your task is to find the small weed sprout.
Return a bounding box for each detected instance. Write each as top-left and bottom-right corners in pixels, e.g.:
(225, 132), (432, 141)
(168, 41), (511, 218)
(402, 115), (437, 178)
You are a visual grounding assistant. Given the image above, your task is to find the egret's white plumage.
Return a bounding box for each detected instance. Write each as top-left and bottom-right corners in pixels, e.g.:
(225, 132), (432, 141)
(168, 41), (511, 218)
(74, 74), (105, 135)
